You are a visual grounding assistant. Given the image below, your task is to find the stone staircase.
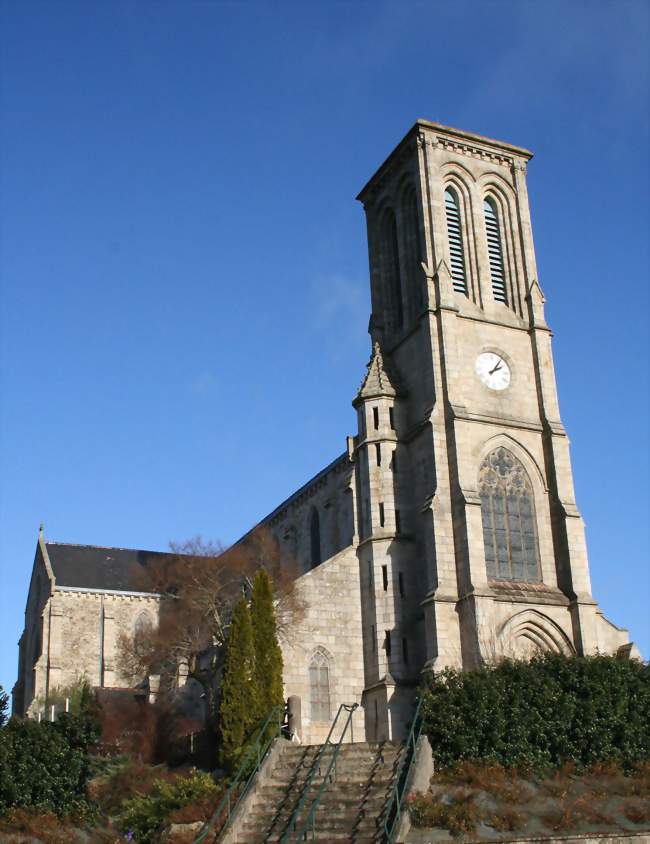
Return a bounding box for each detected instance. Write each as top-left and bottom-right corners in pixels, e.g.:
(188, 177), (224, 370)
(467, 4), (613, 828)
(234, 741), (403, 843)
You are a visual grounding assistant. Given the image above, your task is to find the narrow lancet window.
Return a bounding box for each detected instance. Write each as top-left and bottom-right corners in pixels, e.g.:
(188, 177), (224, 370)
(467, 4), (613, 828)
(309, 651), (331, 721)
(444, 188), (468, 295)
(479, 447), (541, 582)
(484, 198), (507, 304)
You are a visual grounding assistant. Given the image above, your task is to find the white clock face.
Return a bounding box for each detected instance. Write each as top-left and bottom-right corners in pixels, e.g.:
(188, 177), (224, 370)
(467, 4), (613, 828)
(476, 352), (511, 390)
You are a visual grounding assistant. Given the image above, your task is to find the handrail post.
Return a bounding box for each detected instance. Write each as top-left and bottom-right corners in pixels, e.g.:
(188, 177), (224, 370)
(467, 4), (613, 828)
(288, 702), (359, 843)
(382, 696), (425, 843)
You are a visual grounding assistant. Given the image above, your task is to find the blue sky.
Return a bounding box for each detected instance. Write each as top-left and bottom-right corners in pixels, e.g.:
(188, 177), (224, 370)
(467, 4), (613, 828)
(1, 0), (648, 696)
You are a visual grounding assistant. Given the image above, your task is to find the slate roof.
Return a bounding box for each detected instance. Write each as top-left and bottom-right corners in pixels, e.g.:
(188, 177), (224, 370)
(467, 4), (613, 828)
(45, 542), (178, 592)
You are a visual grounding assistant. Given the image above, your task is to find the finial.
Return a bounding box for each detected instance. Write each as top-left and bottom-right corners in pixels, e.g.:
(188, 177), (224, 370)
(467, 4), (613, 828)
(39, 522), (44, 537)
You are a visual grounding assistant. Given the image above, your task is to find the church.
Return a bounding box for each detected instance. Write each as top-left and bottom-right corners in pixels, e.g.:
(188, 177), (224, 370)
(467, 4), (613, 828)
(13, 120), (637, 743)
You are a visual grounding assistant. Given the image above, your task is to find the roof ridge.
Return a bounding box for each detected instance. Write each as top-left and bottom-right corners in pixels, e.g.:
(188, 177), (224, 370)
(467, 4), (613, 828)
(45, 540), (171, 555)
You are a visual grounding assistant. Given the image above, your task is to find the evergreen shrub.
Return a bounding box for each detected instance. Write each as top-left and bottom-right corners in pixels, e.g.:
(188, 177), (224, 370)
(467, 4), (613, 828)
(421, 653), (650, 771)
(251, 569), (284, 721)
(118, 770), (219, 843)
(218, 598), (258, 771)
(0, 712), (100, 816)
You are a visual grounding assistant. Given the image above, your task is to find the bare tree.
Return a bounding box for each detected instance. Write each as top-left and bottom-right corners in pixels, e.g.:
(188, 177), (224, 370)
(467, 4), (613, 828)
(116, 527), (305, 696)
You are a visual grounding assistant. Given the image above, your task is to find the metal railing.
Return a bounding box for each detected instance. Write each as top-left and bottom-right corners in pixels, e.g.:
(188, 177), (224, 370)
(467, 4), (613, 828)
(279, 702), (359, 843)
(383, 695), (424, 843)
(192, 704), (285, 844)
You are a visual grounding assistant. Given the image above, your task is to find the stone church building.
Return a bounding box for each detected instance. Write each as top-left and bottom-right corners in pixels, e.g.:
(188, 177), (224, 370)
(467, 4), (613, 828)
(13, 121), (637, 743)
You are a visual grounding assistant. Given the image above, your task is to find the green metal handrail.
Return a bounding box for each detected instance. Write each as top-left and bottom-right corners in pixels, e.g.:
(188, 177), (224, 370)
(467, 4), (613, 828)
(279, 702), (359, 844)
(383, 695), (424, 843)
(192, 704), (285, 844)
(291, 702), (359, 842)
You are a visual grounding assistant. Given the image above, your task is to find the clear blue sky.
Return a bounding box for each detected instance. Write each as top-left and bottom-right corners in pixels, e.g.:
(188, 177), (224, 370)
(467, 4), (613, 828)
(1, 0), (648, 696)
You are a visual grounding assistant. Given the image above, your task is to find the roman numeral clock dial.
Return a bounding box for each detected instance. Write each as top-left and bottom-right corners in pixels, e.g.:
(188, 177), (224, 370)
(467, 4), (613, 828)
(476, 351), (511, 390)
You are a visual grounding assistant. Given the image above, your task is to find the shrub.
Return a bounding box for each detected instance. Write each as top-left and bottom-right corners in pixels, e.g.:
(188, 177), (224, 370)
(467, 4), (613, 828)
(0, 685), (8, 728)
(438, 760), (532, 802)
(408, 790), (481, 836)
(0, 712), (100, 816)
(421, 653), (650, 771)
(623, 799), (650, 824)
(487, 807), (527, 832)
(91, 758), (179, 814)
(118, 770), (220, 842)
(0, 808), (73, 844)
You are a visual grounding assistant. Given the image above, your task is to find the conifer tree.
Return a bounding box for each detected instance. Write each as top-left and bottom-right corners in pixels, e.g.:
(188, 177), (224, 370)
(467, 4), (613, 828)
(251, 568), (284, 721)
(218, 597), (257, 770)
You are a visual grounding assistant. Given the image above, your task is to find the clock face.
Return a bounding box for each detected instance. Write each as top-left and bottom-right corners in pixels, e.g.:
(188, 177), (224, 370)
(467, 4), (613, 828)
(475, 352), (511, 391)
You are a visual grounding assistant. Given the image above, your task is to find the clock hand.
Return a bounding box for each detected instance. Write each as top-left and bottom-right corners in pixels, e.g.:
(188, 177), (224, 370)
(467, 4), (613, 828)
(489, 360), (503, 375)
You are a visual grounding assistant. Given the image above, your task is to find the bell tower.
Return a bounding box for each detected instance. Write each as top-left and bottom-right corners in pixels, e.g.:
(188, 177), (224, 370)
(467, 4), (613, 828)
(354, 121), (631, 740)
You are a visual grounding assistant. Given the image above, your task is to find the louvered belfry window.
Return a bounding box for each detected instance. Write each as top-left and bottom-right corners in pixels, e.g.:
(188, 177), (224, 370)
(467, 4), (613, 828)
(444, 188), (468, 294)
(309, 651), (331, 721)
(479, 447), (541, 583)
(484, 198), (507, 304)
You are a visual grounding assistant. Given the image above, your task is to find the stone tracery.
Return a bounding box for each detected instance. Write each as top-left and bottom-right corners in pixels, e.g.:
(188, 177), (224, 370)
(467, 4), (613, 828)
(479, 447), (541, 583)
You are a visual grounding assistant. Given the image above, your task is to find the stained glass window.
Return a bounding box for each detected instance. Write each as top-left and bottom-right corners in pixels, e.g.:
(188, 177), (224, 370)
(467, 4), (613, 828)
(479, 447), (541, 582)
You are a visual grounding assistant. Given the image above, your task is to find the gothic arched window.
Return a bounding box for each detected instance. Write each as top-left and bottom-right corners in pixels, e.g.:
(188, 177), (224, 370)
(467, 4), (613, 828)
(309, 650), (331, 721)
(484, 197), (507, 304)
(479, 447), (541, 582)
(383, 210), (404, 330)
(310, 507), (321, 569)
(444, 187), (468, 295)
(135, 610), (153, 635)
(404, 188), (421, 277)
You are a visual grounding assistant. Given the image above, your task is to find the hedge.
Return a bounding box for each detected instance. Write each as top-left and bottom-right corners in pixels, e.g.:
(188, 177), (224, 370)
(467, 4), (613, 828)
(420, 653), (650, 771)
(0, 713), (100, 816)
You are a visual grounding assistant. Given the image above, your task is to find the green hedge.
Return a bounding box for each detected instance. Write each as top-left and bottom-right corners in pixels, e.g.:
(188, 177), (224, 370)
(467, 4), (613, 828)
(420, 653), (650, 771)
(0, 713), (100, 816)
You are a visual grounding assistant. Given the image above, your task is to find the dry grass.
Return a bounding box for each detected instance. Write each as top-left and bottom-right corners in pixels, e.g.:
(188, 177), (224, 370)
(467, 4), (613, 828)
(486, 806), (527, 832)
(542, 796), (616, 832)
(409, 788), (482, 837)
(0, 808), (118, 844)
(623, 799), (650, 825)
(436, 760), (531, 803)
(537, 761), (578, 799)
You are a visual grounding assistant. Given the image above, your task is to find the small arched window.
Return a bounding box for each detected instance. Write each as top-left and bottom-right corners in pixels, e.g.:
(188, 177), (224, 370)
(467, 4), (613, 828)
(444, 188), (468, 295)
(135, 610), (153, 635)
(484, 198), (507, 304)
(309, 650), (331, 721)
(383, 211), (404, 330)
(479, 447), (541, 583)
(310, 507), (321, 569)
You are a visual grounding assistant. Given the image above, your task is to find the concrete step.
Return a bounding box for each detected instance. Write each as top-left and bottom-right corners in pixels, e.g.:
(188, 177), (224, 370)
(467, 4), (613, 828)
(244, 799), (388, 826)
(231, 740), (402, 844)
